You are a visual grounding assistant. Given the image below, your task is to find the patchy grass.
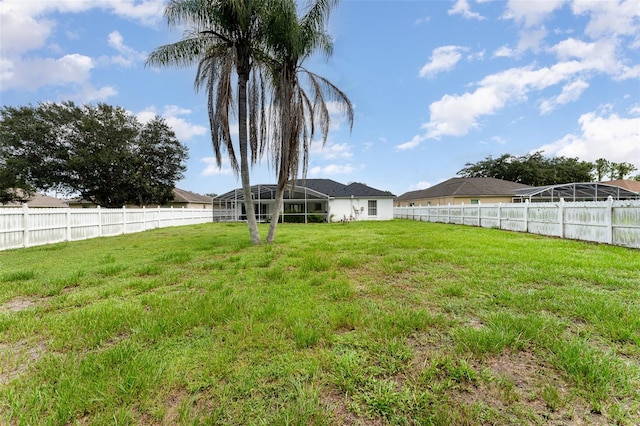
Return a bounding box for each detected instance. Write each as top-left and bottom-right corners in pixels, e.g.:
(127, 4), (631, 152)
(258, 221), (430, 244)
(0, 221), (638, 425)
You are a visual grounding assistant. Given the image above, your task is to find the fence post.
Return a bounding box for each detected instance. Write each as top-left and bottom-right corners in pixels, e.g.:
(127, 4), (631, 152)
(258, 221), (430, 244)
(477, 201), (481, 227)
(605, 196), (614, 245)
(523, 200), (529, 233)
(497, 203), (502, 230)
(22, 204), (29, 248)
(122, 206), (126, 234)
(97, 206), (102, 237)
(66, 208), (72, 243)
(559, 198), (565, 239)
(157, 206), (161, 228)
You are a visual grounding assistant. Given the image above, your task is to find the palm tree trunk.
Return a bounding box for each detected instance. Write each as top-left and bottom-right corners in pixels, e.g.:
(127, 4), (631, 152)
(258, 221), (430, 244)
(266, 79), (293, 244)
(238, 74), (261, 245)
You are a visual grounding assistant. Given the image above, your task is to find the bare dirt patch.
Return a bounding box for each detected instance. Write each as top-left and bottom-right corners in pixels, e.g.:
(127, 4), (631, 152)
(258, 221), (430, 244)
(462, 349), (612, 425)
(0, 339), (47, 385)
(1, 297), (38, 313)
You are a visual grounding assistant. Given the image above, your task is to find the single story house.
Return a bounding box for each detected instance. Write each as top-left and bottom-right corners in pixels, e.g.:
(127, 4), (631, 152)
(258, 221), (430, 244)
(213, 179), (395, 222)
(170, 188), (213, 209)
(395, 177), (532, 207)
(1, 191), (68, 208)
(600, 180), (640, 194)
(67, 188), (213, 209)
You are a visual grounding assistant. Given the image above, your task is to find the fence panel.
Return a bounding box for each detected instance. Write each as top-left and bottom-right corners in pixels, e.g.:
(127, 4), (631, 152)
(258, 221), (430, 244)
(0, 206), (212, 251)
(394, 198), (640, 249)
(612, 202), (640, 248)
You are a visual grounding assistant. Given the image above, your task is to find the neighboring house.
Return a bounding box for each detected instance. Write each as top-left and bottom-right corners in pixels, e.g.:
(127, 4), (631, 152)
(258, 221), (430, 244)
(170, 188), (213, 209)
(395, 177), (532, 207)
(600, 180), (640, 194)
(67, 188), (213, 209)
(213, 179), (395, 222)
(1, 191), (68, 208)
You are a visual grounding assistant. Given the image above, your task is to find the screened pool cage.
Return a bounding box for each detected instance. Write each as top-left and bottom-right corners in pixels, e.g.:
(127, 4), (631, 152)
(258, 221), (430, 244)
(512, 182), (640, 203)
(212, 184), (331, 223)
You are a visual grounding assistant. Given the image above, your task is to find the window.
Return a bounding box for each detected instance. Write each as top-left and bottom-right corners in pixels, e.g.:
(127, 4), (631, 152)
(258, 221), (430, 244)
(368, 200), (377, 216)
(471, 199), (479, 205)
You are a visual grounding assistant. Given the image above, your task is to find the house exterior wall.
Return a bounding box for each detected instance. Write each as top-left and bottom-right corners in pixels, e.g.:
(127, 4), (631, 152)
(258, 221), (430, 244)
(328, 198), (394, 222)
(395, 195), (515, 207)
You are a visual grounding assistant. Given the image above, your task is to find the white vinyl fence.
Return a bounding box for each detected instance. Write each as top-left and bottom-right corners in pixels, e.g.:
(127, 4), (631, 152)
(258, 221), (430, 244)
(394, 198), (640, 249)
(0, 206), (212, 251)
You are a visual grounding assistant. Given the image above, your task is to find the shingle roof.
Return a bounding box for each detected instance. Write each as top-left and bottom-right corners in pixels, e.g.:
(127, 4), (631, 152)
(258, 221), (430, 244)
(396, 177), (532, 201)
(172, 188), (213, 204)
(600, 180), (640, 193)
(2, 192), (68, 208)
(297, 179), (395, 198)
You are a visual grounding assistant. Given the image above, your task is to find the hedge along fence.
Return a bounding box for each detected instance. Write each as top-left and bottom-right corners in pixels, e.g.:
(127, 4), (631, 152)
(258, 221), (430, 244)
(0, 205), (213, 251)
(394, 198), (640, 249)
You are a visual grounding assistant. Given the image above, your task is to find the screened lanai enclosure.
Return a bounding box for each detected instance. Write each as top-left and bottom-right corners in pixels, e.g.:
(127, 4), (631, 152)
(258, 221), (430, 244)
(512, 182), (640, 202)
(212, 184), (331, 223)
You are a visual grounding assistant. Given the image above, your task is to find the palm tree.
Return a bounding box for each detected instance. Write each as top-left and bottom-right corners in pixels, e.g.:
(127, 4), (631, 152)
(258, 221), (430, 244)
(264, 0), (353, 243)
(146, 0), (270, 244)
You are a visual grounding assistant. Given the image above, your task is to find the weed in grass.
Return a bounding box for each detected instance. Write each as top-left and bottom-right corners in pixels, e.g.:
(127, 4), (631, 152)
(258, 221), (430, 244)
(421, 355), (478, 387)
(359, 379), (401, 420)
(540, 382), (562, 412)
(329, 304), (363, 332)
(292, 321), (322, 349)
(439, 283), (465, 297)
(549, 338), (634, 405)
(156, 251), (193, 265)
(300, 256), (331, 274)
(0, 269), (36, 283)
(373, 306), (443, 338)
(337, 255), (360, 268)
(95, 263), (127, 277)
(134, 264), (163, 277)
(455, 312), (561, 356)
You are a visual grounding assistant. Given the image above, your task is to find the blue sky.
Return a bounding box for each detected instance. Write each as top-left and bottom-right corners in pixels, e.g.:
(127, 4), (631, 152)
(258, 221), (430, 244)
(1, 0), (639, 197)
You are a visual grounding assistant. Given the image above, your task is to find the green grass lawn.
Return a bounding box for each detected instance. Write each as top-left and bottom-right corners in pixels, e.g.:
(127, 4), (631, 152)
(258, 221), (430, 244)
(1, 220), (639, 425)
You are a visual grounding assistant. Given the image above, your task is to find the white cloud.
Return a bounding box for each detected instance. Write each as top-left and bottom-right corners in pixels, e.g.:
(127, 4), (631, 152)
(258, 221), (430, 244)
(540, 79), (589, 114)
(72, 85), (119, 102)
(535, 110), (640, 167)
(449, 0), (486, 20)
(571, 0), (640, 38)
(107, 31), (147, 67)
(137, 105), (207, 142)
(0, 1), (162, 97)
(493, 45), (516, 58)
(1, 53), (96, 90)
(200, 157), (234, 177)
(310, 142), (353, 160)
(419, 46), (467, 78)
(309, 164), (356, 176)
(492, 136), (507, 145)
(517, 27), (548, 53)
(503, 0), (567, 27)
(410, 181), (432, 190)
(400, 33), (631, 150)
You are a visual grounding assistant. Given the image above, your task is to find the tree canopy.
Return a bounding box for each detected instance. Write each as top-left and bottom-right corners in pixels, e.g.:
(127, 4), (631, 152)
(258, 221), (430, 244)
(457, 152), (598, 186)
(0, 102), (188, 207)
